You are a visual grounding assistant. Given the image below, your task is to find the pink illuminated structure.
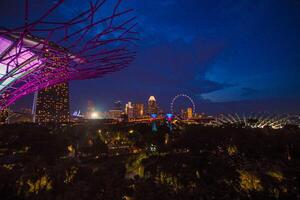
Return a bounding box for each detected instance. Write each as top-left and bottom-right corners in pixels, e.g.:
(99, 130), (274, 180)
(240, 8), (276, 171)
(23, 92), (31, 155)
(0, 0), (137, 109)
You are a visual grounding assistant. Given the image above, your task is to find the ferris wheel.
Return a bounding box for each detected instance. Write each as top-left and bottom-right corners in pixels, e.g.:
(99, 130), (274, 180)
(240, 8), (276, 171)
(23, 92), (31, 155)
(170, 94), (196, 114)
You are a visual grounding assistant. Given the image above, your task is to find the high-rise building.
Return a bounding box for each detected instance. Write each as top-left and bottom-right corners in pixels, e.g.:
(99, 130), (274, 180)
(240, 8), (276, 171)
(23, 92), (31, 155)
(33, 83), (70, 123)
(187, 107), (193, 119)
(125, 102), (131, 114)
(125, 102), (134, 119)
(108, 110), (122, 119)
(133, 103), (144, 118)
(180, 107), (193, 119)
(114, 100), (122, 111)
(181, 109), (186, 119)
(147, 96), (158, 115)
(32, 42), (70, 123)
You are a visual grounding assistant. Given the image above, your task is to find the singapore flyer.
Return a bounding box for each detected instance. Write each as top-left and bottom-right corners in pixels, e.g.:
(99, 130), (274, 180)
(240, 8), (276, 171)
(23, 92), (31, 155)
(170, 94), (196, 115)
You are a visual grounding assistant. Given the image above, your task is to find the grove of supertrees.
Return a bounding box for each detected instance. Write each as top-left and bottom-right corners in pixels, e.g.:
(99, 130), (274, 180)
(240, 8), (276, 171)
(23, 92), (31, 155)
(0, 0), (137, 109)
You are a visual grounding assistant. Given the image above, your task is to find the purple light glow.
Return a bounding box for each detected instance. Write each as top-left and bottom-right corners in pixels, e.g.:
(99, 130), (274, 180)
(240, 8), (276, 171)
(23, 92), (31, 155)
(0, 37), (12, 54)
(0, 0), (137, 109)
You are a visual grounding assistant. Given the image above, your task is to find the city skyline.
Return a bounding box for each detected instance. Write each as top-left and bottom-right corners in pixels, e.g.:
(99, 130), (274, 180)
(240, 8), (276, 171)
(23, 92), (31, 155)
(10, 90), (300, 115)
(70, 0), (300, 114)
(0, 1), (300, 199)
(1, 0), (300, 114)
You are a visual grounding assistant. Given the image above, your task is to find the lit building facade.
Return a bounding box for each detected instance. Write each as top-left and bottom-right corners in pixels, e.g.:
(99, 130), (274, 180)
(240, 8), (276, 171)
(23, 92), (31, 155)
(108, 109), (122, 119)
(133, 103), (144, 118)
(33, 83), (70, 123)
(114, 100), (122, 111)
(86, 100), (96, 119)
(147, 96), (158, 115)
(125, 102), (134, 119)
(187, 107), (193, 119)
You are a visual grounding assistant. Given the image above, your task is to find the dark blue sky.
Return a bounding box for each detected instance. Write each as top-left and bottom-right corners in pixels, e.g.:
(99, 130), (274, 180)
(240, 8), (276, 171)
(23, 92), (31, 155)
(2, 0), (300, 114)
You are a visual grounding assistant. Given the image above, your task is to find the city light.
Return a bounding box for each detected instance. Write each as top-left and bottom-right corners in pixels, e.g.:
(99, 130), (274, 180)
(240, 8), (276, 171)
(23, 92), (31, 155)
(1, 0), (300, 199)
(91, 112), (100, 119)
(171, 94), (195, 115)
(166, 113), (173, 121)
(212, 113), (290, 129)
(0, 0), (136, 110)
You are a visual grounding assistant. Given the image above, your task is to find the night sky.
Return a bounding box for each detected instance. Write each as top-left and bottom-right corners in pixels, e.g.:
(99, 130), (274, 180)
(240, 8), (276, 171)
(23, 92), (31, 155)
(1, 0), (300, 114)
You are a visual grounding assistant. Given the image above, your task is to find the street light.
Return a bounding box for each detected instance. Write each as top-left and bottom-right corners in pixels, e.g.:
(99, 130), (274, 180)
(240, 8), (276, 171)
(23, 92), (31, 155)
(91, 112), (99, 119)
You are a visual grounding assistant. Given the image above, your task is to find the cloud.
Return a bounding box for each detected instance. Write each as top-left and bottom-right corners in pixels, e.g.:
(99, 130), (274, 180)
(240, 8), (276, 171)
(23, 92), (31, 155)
(122, 37), (227, 95)
(70, 36), (229, 111)
(240, 87), (260, 97)
(199, 97), (300, 115)
(5, 0), (300, 114)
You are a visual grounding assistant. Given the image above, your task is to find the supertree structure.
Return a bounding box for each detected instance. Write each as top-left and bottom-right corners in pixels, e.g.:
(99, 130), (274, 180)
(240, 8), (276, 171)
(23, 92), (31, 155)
(0, 0), (137, 109)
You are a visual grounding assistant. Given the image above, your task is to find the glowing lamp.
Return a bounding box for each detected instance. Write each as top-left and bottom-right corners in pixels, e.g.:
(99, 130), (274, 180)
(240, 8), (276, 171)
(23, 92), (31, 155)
(91, 112), (99, 119)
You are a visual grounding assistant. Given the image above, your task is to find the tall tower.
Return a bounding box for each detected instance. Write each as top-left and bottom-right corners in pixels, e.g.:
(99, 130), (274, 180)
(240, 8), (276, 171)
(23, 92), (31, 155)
(125, 102), (134, 119)
(33, 83), (70, 123)
(187, 107), (193, 119)
(148, 96), (158, 115)
(133, 103), (144, 118)
(114, 100), (122, 111)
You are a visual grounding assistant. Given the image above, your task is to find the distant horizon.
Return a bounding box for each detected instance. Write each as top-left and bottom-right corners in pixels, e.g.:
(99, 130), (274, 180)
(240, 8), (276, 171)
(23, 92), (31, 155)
(1, 1), (300, 199)
(2, 0), (300, 116)
(11, 90), (300, 115)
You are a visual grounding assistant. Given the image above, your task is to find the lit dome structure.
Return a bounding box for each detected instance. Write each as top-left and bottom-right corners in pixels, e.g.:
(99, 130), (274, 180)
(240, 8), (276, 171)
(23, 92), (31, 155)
(148, 96), (156, 101)
(212, 113), (290, 129)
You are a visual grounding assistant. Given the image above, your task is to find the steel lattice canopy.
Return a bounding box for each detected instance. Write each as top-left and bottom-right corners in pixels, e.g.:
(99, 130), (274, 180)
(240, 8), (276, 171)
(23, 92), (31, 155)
(0, 0), (137, 109)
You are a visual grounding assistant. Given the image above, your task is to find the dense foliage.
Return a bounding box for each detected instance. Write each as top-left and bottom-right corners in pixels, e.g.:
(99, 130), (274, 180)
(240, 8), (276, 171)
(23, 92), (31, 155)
(0, 123), (299, 199)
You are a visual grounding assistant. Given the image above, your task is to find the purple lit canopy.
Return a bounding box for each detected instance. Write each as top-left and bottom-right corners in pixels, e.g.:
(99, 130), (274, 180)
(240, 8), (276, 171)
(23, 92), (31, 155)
(0, 0), (137, 109)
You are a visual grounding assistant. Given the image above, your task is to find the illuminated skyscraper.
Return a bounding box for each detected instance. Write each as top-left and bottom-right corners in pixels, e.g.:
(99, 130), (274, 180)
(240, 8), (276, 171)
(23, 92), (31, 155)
(33, 83), (70, 123)
(31, 41), (70, 123)
(133, 103), (144, 118)
(187, 107), (193, 119)
(148, 96), (158, 115)
(125, 102), (134, 119)
(108, 110), (122, 119)
(114, 100), (122, 111)
(181, 109), (186, 119)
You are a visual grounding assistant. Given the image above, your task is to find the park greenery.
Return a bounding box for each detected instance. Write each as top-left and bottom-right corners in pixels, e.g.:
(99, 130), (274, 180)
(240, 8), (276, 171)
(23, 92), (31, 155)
(0, 122), (299, 199)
